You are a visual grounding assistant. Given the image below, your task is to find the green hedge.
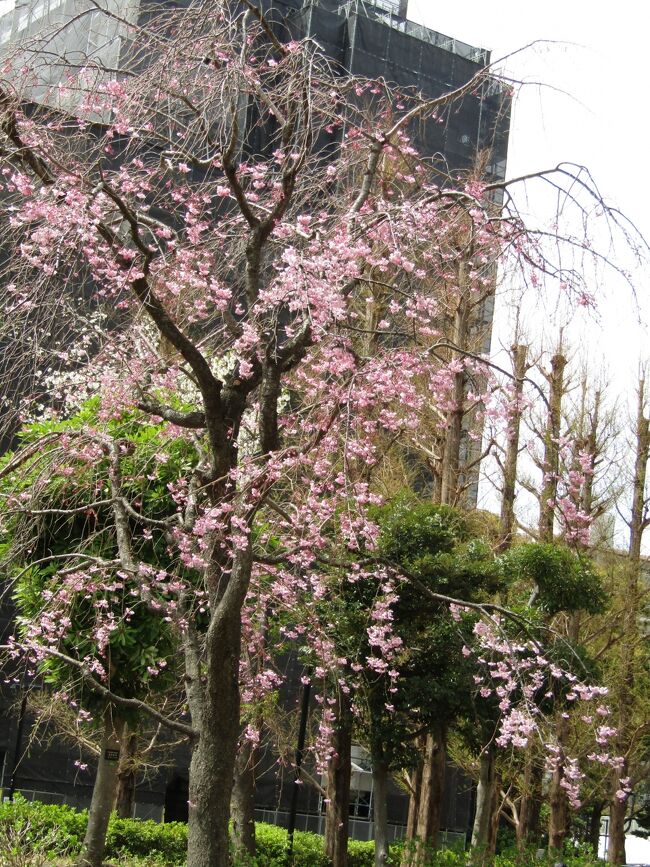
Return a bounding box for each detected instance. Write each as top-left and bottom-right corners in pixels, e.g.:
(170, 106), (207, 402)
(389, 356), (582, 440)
(0, 797), (386, 866)
(0, 798), (604, 867)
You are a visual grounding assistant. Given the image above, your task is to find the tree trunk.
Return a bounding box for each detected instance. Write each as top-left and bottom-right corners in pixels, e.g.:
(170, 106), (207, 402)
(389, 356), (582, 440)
(77, 709), (125, 867)
(587, 802), (604, 857)
(231, 738), (256, 862)
(607, 790), (628, 867)
(498, 343), (528, 551)
(115, 725), (138, 819)
(440, 300), (468, 508)
(324, 693), (353, 867)
(414, 725), (447, 859)
(517, 756), (542, 851)
(471, 745), (497, 861)
(548, 609), (580, 858)
(538, 351), (567, 543)
(548, 719), (570, 856)
(186, 543), (252, 867)
(487, 775), (500, 857)
(400, 750), (423, 867)
(372, 749), (389, 867)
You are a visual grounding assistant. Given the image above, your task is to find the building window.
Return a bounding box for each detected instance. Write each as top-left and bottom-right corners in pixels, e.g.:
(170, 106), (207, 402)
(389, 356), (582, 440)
(349, 790), (372, 819)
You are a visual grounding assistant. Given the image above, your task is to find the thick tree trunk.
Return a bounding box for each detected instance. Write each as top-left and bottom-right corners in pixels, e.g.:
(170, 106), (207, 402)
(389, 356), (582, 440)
(414, 725), (446, 859)
(77, 710), (125, 867)
(325, 693), (353, 867)
(231, 738), (256, 862)
(371, 750), (389, 867)
(186, 543), (252, 867)
(115, 725), (138, 819)
(471, 745), (497, 860)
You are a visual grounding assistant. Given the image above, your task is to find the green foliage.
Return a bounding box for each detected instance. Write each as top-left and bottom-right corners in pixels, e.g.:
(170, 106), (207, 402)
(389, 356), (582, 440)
(0, 800), (611, 866)
(0, 799), (390, 866)
(0, 797), (86, 857)
(500, 543), (606, 616)
(106, 816), (188, 863)
(0, 404), (194, 715)
(376, 500), (501, 603)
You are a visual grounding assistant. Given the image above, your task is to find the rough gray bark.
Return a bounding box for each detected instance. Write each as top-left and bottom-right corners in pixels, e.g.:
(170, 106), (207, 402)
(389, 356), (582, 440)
(324, 694), (353, 867)
(115, 724), (138, 819)
(231, 738), (257, 861)
(538, 352), (567, 543)
(440, 288), (469, 507)
(77, 710), (125, 867)
(400, 746), (423, 867)
(587, 802), (604, 857)
(548, 712), (570, 855)
(498, 343), (528, 551)
(186, 542), (253, 867)
(371, 750), (390, 867)
(414, 724), (446, 858)
(516, 752), (542, 852)
(471, 745), (497, 860)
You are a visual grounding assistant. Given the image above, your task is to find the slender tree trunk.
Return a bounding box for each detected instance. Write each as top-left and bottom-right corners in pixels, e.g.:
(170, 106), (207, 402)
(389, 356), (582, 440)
(231, 738), (257, 862)
(587, 802), (604, 857)
(548, 611), (581, 856)
(115, 725), (138, 819)
(325, 693), (353, 867)
(471, 745), (497, 861)
(538, 351), (567, 543)
(401, 750), (423, 867)
(440, 300), (469, 507)
(608, 786), (628, 867)
(372, 749), (390, 867)
(186, 542), (252, 867)
(517, 754), (542, 852)
(414, 724), (447, 859)
(77, 709), (125, 867)
(498, 343), (528, 551)
(548, 714), (570, 855)
(487, 775), (500, 856)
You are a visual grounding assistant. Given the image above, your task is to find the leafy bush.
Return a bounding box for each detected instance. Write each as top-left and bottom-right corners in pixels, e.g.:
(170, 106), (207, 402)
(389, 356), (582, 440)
(0, 799), (606, 867)
(0, 797), (86, 857)
(106, 816), (188, 864)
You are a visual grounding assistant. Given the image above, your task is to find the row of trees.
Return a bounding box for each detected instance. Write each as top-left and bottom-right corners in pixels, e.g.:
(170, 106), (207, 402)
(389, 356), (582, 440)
(0, 2), (647, 867)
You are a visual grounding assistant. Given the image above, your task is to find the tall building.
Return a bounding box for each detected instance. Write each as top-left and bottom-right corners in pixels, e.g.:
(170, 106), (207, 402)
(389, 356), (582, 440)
(0, 0), (509, 181)
(0, 0), (510, 841)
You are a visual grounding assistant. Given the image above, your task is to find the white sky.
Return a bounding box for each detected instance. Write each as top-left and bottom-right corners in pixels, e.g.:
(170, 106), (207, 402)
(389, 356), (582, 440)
(410, 0), (650, 386)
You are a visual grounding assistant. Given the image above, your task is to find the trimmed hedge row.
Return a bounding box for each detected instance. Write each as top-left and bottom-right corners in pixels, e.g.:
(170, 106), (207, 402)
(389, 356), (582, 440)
(0, 798), (603, 867)
(0, 797), (387, 866)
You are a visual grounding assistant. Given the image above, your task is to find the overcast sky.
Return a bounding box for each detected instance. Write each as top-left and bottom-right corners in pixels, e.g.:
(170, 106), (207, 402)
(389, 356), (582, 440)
(410, 0), (650, 383)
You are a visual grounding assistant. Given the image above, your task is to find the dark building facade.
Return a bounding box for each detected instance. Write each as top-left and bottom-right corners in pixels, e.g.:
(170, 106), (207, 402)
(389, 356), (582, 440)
(0, 0), (508, 844)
